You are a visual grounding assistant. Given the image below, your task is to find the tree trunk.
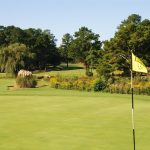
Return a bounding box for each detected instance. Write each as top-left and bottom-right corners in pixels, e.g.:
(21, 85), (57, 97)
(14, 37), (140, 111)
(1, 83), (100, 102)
(84, 62), (89, 71)
(67, 59), (69, 68)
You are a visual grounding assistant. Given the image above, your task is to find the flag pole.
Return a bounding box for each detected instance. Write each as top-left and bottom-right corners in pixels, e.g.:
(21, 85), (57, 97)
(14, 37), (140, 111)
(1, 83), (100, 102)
(131, 49), (136, 150)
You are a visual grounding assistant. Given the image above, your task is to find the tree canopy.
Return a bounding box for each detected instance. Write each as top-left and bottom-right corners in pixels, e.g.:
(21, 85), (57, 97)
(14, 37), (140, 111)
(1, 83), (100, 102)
(97, 14), (150, 77)
(0, 43), (33, 76)
(0, 26), (60, 74)
(59, 33), (74, 68)
(71, 27), (102, 70)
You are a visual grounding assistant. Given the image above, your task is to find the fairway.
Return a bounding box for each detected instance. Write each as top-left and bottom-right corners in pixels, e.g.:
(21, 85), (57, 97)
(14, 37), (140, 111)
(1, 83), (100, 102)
(0, 79), (150, 150)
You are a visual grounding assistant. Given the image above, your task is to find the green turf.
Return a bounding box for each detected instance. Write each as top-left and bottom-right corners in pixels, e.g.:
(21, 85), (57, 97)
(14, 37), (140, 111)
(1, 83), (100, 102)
(34, 64), (86, 77)
(35, 69), (85, 77)
(0, 79), (150, 150)
(0, 63), (96, 78)
(33, 63), (96, 77)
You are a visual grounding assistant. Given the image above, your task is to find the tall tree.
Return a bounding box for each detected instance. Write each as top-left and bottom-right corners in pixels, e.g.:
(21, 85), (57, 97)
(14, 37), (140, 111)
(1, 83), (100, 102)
(0, 43), (34, 76)
(59, 33), (73, 68)
(97, 14), (150, 77)
(24, 28), (60, 70)
(72, 27), (101, 70)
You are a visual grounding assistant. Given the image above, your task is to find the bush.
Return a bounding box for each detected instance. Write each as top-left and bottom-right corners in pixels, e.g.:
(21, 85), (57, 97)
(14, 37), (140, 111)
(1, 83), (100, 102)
(48, 75), (150, 95)
(105, 77), (150, 95)
(94, 80), (107, 92)
(49, 75), (96, 91)
(49, 76), (60, 88)
(86, 70), (93, 77)
(16, 76), (37, 88)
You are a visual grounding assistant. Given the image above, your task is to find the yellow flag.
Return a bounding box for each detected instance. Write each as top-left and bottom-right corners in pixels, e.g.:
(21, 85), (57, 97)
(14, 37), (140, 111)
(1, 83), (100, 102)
(132, 53), (148, 73)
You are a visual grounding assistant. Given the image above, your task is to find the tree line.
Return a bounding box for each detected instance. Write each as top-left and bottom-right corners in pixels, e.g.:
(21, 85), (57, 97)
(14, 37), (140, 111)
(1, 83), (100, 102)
(0, 26), (60, 75)
(97, 14), (150, 78)
(0, 14), (150, 77)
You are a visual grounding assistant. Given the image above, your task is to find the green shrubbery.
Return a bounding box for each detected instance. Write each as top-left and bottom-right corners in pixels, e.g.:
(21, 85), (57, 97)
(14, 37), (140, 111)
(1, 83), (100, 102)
(105, 77), (150, 95)
(94, 80), (107, 92)
(49, 75), (96, 91)
(86, 70), (93, 77)
(16, 76), (37, 88)
(48, 75), (150, 95)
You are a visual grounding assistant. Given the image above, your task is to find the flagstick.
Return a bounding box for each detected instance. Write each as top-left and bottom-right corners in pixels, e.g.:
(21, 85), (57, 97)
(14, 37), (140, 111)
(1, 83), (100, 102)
(131, 50), (136, 150)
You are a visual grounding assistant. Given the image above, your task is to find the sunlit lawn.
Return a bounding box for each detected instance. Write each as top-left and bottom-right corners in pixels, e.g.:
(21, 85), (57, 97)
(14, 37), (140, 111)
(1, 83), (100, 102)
(0, 78), (150, 150)
(33, 63), (85, 77)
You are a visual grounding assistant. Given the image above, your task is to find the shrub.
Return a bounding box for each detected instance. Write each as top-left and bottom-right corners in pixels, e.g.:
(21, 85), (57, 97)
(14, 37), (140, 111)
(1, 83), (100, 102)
(60, 81), (73, 90)
(16, 76), (37, 88)
(86, 70), (93, 77)
(49, 75), (96, 91)
(94, 80), (107, 92)
(49, 76), (60, 88)
(48, 74), (150, 95)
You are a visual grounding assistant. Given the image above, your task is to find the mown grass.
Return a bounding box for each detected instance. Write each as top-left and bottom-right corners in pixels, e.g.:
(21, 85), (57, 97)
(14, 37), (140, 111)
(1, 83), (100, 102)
(0, 78), (150, 150)
(0, 63), (96, 78)
(34, 63), (86, 77)
(33, 63), (96, 77)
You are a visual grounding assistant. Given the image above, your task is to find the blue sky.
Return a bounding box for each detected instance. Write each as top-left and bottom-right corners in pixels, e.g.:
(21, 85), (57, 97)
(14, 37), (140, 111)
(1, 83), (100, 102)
(0, 0), (150, 45)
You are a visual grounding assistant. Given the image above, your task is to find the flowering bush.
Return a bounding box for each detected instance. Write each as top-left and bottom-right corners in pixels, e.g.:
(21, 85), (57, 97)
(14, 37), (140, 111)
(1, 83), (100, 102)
(106, 77), (150, 95)
(49, 76), (96, 91)
(49, 76), (59, 88)
(49, 75), (150, 95)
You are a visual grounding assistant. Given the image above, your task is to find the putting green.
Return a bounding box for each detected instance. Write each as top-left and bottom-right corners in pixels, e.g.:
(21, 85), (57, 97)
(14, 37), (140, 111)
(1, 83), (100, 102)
(0, 79), (150, 150)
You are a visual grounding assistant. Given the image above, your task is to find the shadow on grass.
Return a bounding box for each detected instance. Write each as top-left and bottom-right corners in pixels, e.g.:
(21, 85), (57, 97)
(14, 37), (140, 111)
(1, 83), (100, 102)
(61, 66), (84, 71)
(33, 64), (84, 73)
(46, 65), (84, 71)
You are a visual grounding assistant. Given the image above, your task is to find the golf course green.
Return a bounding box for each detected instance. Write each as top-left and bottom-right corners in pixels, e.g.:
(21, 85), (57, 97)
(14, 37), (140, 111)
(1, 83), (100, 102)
(0, 79), (150, 150)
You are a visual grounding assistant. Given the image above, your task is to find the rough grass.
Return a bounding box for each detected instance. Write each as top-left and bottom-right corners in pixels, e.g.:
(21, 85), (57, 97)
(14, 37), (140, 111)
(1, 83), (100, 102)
(0, 78), (150, 150)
